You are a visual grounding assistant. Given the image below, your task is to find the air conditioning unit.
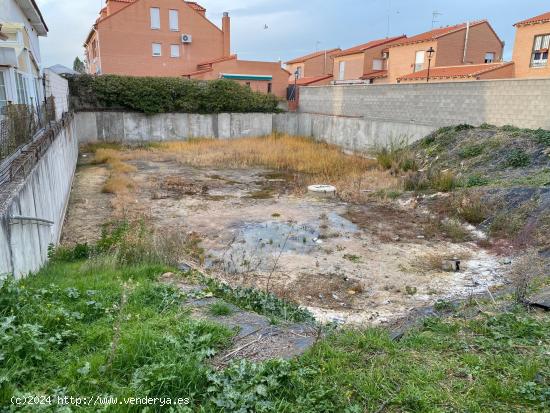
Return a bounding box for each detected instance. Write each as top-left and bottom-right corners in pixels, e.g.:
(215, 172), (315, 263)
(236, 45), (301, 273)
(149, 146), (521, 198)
(181, 34), (192, 43)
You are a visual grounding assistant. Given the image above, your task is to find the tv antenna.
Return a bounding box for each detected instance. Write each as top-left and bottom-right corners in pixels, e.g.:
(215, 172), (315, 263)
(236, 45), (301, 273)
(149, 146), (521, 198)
(432, 10), (443, 28)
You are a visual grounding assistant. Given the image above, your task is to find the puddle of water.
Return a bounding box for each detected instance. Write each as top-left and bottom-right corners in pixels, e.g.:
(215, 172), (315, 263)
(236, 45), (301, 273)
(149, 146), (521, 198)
(206, 213), (358, 273)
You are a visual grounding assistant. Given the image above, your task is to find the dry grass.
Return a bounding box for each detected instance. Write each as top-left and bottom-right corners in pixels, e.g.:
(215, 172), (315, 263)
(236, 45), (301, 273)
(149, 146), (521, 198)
(102, 174), (135, 194)
(87, 135), (401, 202)
(153, 135), (400, 201)
(94, 148), (137, 195)
(156, 135), (375, 178)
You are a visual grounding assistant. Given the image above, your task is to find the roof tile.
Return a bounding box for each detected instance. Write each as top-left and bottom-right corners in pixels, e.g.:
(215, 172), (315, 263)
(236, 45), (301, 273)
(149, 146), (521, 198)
(397, 62), (514, 81)
(335, 35), (406, 57)
(285, 48), (341, 64)
(515, 11), (550, 26)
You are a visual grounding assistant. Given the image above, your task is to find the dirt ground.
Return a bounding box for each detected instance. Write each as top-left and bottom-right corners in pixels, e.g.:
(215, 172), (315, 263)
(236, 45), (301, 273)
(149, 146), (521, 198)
(62, 153), (508, 326)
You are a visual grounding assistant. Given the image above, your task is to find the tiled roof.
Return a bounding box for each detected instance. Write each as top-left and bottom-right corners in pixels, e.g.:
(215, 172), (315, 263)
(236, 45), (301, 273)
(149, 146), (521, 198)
(185, 2), (206, 12)
(335, 35), (407, 57)
(285, 48), (341, 64)
(390, 20), (488, 47)
(360, 70), (388, 80)
(397, 62), (514, 81)
(291, 75), (333, 85)
(197, 55), (237, 69)
(515, 12), (550, 26)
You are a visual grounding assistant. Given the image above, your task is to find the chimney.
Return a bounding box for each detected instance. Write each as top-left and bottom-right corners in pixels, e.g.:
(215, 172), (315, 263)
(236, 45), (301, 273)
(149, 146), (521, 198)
(222, 12), (231, 57)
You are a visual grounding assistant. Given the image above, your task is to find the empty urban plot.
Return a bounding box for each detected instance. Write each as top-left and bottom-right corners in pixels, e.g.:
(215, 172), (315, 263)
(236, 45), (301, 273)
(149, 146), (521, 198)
(63, 135), (508, 326)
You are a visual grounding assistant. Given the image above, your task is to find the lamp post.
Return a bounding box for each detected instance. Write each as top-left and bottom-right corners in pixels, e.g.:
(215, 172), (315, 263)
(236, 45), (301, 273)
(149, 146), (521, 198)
(426, 47), (435, 83)
(293, 69), (299, 101)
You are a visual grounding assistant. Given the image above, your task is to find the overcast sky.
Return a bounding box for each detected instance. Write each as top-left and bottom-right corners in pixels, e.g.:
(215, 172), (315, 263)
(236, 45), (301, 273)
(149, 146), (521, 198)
(37, 0), (547, 68)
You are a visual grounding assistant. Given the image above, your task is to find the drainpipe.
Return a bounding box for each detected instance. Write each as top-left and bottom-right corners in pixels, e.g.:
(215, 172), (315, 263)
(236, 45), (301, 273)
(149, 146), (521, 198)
(462, 21), (470, 64)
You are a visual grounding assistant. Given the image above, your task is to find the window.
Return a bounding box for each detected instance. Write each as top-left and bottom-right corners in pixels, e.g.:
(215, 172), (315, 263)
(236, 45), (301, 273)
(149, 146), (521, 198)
(531, 34), (550, 68)
(170, 44), (180, 58)
(16, 73), (28, 104)
(150, 8), (160, 29)
(267, 82), (272, 94)
(169, 10), (179, 31)
(295, 66), (302, 79)
(152, 43), (162, 57)
(484, 52), (495, 63)
(414, 51), (425, 72)
(372, 59), (383, 71)
(0, 72), (7, 110)
(339, 61), (346, 80)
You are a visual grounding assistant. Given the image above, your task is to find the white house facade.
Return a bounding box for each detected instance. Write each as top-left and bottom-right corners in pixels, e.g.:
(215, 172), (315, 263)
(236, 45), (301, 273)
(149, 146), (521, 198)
(0, 0), (48, 111)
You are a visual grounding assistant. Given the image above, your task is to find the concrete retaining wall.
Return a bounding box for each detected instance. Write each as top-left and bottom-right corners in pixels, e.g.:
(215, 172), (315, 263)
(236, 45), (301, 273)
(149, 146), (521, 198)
(75, 111), (432, 151)
(76, 111), (274, 142)
(298, 78), (550, 130)
(0, 118), (78, 278)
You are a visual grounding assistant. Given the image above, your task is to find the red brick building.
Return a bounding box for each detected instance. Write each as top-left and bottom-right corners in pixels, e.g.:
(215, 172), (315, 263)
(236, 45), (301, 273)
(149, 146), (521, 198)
(84, 0), (289, 97)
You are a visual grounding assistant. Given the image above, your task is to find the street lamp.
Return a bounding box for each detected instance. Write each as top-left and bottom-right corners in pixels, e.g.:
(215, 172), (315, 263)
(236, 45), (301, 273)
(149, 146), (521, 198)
(426, 47), (435, 83)
(293, 69), (300, 100)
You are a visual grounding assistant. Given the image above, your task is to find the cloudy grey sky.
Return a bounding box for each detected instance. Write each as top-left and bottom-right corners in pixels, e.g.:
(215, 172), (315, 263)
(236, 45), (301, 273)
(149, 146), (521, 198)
(37, 0), (547, 68)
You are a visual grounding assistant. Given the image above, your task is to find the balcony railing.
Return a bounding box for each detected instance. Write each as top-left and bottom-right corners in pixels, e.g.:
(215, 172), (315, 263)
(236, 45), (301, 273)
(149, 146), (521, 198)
(0, 98), (56, 165)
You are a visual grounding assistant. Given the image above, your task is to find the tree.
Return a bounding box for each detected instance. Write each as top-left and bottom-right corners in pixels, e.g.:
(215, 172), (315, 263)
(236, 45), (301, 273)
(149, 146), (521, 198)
(73, 57), (86, 74)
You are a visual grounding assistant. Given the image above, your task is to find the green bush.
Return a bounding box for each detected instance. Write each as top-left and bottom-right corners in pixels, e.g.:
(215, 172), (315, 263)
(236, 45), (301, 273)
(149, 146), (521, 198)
(505, 149), (531, 168)
(68, 74), (279, 114)
(466, 174), (489, 187)
(531, 128), (550, 146)
(459, 144), (484, 159)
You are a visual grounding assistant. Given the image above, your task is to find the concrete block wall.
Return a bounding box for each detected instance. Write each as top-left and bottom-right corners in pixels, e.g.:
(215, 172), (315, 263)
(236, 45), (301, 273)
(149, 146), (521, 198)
(299, 78), (550, 130)
(0, 118), (78, 278)
(44, 69), (69, 121)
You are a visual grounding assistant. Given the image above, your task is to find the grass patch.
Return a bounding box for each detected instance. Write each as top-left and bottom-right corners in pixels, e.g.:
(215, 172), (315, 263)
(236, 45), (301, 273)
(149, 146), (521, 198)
(2, 246), (548, 411)
(404, 169), (458, 193)
(373, 137), (419, 172)
(459, 144), (484, 159)
(209, 301), (234, 317)
(440, 218), (470, 242)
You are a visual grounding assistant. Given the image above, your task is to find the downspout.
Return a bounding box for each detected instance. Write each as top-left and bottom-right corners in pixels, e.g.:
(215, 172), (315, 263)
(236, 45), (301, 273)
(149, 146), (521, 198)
(462, 21), (470, 64)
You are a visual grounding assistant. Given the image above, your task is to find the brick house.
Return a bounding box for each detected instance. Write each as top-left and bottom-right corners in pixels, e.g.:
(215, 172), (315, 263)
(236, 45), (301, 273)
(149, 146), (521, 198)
(386, 20), (505, 84)
(512, 12), (550, 78)
(284, 48), (341, 86)
(331, 36), (406, 83)
(84, 0), (289, 97)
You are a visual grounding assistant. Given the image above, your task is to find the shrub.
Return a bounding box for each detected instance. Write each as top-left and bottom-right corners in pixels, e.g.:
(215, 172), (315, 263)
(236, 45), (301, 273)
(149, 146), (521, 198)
(465, 174), (489, 187)
(430, 170), (457, 192)
(68, 74), (279, 114)
(505, 149), (531, 168)
(440, 219), (470, 242)
(501, 125), (521, 132)
(531, 128), (550, 146)
(454, 124), (474, 132)
(454, 193), (490, 225)
(373, 137), (416, 172)
(459, 144), (484, 159)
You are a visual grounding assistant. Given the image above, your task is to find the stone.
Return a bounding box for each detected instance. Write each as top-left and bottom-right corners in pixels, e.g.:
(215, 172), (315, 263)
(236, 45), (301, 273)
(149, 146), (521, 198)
(442, 259), (461, 272)
(178, 263), (192, 272)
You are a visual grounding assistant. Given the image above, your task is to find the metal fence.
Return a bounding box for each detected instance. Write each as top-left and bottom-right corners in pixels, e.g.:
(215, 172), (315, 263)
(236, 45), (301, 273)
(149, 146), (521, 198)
(0, 98), (56, 165)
